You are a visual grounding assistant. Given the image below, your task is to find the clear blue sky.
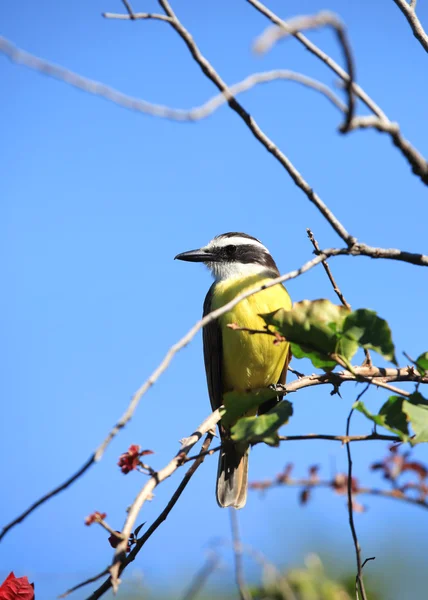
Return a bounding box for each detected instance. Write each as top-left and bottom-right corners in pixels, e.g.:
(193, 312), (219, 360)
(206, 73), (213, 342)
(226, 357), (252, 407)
(1, 0), (428, 598)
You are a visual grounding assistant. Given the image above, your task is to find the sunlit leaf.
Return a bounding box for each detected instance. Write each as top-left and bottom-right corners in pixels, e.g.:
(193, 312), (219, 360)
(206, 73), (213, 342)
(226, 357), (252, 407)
(402, 392), (428, 444)
(222, 389), (277, 428)
(342, 309), (397, 364)
(353, 397), (409, 441)
(415, 352), (428, 376)
(231, 401), (293, 446)
(261, 299), (352, 370)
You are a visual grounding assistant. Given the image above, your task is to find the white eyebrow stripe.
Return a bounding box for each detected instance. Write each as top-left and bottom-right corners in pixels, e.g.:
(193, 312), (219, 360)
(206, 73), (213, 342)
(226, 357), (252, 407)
(204, 236), (269, 252)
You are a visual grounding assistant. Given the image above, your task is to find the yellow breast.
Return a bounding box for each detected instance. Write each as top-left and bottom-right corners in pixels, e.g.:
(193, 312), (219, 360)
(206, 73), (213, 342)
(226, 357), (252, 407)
(211, 275), (292, 392)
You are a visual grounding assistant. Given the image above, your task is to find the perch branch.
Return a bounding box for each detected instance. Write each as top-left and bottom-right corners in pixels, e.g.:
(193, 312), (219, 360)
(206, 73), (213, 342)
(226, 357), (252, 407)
(254, 10), (356, 132)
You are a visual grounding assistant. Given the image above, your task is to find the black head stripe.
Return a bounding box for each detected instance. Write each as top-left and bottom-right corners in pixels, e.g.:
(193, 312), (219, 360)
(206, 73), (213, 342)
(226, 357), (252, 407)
(211, 243), (280, 275)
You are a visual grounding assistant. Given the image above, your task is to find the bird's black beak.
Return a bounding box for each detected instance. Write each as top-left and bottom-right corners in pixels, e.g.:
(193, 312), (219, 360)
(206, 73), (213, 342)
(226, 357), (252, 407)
(174, 248), (217, 262)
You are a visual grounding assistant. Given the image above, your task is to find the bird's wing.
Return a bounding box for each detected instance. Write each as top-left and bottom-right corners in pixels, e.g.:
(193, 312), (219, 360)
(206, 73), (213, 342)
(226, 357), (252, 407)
(202, 282), (224, 412)
(258, 345), (292, 415)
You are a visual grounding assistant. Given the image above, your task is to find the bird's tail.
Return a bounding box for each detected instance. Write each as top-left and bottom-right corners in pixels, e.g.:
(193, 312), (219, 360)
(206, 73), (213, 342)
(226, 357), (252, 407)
(216, 443), (249, 509)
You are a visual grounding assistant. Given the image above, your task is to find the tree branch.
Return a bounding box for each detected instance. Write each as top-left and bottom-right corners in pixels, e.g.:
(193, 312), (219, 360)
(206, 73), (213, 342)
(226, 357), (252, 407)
(63, 432), (216, 599)
(392, 0), (428, 53)
(254, 10), (356, 132)
(230, 510), (252, 600)
(0, 37), (345, 120)
(249, 475), (428, 510)
(179, 551), (221, 600)
(307, 228), (351, 309)
(345, 400), (369, 600)
(247, 0), (428, 185)
(246, 0), (386, 119)
(108, 417), (220, 591)
(155, 0), (355, 246)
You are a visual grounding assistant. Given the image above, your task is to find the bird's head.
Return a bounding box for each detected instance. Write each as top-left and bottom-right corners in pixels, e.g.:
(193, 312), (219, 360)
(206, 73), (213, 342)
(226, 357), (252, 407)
(174, 232), (279, 281)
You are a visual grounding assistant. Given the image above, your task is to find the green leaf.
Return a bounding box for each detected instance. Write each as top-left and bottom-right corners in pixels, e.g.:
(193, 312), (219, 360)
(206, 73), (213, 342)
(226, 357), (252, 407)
(402, 392), (428, 444)
(262, 299), (352, 370)
(231, 401), (293, 446)
(415, 352), (428, 376)
(222, 389), (277, 428)
(342, 309), (397, 364)
(290, 342), (337, 370)
(354, 397), (409, 441)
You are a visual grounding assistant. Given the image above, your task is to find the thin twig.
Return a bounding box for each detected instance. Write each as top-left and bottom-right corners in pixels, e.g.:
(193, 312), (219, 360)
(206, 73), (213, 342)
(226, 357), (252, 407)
(156, 0), (355, 246)
(0, 38), (345, 120)
(0, 455), (94, 542)
(246, 0), (386, 119)
(307, 229), (374, 365)
(277, 432), (402, 444)
(62, 433), (215, 599)
(307, 228), (351, 309)
(180, 551), (221, 600)
(230, 510), (252, 600)
(249, 476), (428, 510)
(392, 0), (428, 53)
(254, 11), (356, 132)
(120, 0), (136, 19)
(346, 387), (369, 600)
(2, 340), (426, 544)
(347, 117), (428, 184)
(247, 0), (428, 185)
(108, 419), (219, 591)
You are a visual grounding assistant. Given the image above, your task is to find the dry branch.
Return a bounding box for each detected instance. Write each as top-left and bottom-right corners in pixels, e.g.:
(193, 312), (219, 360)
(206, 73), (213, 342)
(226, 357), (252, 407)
(249, 475), (428, 510)
(392, 0), (428, 52)
(230, 510), (252, 600)
(307, 228), (351, 310)
(108, 413), (220, 590)
(254, 10), (356, 132)
(345, 399), (369, 600)
(0, 38), (344, 120)
(62, 432), (216, 599)
(247, 0), (428, 184)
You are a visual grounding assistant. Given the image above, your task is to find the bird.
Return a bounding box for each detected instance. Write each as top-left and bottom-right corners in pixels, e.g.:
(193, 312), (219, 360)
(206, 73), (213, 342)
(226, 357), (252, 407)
(175, 232), (291, 509)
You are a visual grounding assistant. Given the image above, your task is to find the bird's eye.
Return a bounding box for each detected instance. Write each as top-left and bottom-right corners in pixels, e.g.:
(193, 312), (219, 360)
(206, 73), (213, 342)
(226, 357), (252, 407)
(225, 245), (237, 258)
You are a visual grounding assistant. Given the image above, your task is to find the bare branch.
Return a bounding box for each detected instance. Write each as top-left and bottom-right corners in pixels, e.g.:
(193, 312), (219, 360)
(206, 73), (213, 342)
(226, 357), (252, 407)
(108, 417), (219, 591)
(230, 510), (252, 600)
(306, 229), (351, 309)
(180, 551), (221, 600)
(392, 0), (428, 52)
(155, 0), (355, 245)
(2, 244), (427, 542)
(102, 11), (170, 21)
(347, 117), (428, 184)
(120, 0), (136, 19)
(277, 433), (402, 444)
(0, 37), (344, 118)
(246, 0), (386, 119)
(346, 391), (369, 600)
(249, 475), (428, 510)
(69, 433), (216, 599)
(247, 0), (428, 185)
(0, 455), (94, 542)
(254, 11), (356, 132)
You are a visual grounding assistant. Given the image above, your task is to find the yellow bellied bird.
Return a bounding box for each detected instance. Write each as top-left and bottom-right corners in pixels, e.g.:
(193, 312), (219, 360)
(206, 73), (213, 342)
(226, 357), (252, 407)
(175, 232), (291, 509)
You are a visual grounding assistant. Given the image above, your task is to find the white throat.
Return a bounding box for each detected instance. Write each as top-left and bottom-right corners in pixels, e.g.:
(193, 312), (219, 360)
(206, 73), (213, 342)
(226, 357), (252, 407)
(209, 261), (269, 282)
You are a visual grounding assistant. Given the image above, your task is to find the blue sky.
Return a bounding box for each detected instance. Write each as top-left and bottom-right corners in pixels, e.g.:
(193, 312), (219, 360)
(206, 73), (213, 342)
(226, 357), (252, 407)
(1, 0), (428, 598)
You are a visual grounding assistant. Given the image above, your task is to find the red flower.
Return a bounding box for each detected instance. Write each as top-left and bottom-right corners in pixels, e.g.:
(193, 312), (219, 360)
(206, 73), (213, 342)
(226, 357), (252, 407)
(118, 445), (153, 474)
(0, 572), (34, 600)
(118, 444), (141, 474)
(108, 531), (134, 552)
(85, 511), (107, 526)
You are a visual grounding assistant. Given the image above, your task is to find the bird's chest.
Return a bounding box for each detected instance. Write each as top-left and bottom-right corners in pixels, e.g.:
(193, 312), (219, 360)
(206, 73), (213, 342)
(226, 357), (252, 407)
(211, 277), (291, 391)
